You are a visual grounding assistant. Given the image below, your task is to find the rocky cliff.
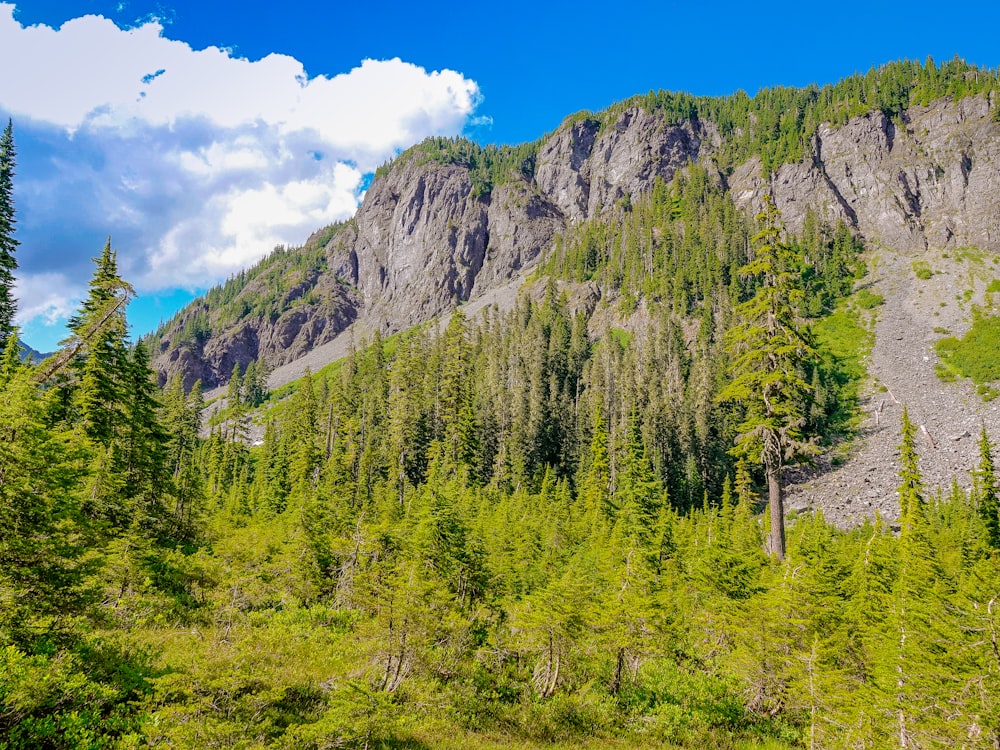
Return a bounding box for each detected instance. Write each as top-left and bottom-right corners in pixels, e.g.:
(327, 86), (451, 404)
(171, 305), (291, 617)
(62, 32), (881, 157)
(151, 90), (1000, 390)
(730, 96), (1000, 252)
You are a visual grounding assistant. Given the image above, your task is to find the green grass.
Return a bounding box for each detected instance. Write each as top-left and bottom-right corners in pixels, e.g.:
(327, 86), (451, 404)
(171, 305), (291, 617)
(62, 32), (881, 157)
(854, 289), (884, 309)
(812, 300), (875, 435)
(814, 303), (873, 382)
(912, 261), (933, 280)
(954, 245), (985, 265)
(978, 384), (1000, 402)
(609, 327), (633, 350)
(934, 308), (1000, 394)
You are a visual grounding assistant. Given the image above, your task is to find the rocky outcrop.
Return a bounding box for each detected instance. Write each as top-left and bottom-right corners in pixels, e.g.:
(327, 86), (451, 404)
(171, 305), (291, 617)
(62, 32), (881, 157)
(536, 109), (712, 220)
(153, 264), (358, 390)
(476, 179), (563, 294)
(730, 96), (1000, 254)
(153, 95), (1000, 391)
(348, 162), (490, 330)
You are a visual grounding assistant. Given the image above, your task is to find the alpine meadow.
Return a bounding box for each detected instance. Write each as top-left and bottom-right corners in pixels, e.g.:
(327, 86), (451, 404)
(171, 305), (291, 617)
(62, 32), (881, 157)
(6, 58), (1000, 749)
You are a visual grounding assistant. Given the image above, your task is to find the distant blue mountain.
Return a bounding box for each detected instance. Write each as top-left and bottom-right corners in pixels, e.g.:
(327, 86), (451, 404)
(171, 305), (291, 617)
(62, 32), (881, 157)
(17, 339), (53, 363)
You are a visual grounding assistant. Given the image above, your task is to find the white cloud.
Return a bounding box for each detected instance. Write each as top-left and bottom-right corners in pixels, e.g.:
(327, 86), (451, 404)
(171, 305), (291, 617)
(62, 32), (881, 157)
(148, 162), (364, 284)
(0, 7), (479, 159)
(13, 272), (81, 325)
(0, 3), (481, 334)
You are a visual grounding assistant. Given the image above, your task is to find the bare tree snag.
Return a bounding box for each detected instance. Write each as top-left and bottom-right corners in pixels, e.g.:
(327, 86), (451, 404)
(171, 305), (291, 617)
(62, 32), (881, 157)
(920, 424), (937, 450)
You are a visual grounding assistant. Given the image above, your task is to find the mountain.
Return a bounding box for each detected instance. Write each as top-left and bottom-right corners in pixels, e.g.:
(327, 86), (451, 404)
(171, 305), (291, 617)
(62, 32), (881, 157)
(150, 59), (1000, 391)
(17, 338), (51, 362)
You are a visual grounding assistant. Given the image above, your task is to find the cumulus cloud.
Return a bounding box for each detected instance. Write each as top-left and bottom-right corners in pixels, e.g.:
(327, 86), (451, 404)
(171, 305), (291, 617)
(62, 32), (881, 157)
(0, 3), (481, 335)
(14, 272), (81, 325)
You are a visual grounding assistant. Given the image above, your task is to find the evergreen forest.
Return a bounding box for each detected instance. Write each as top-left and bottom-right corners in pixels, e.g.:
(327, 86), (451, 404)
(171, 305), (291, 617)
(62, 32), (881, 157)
(4, 62), (1000, 749)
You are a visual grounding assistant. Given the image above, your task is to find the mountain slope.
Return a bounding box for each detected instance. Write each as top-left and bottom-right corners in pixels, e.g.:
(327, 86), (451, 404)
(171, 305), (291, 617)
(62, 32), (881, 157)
(150, 59), (1000, 393)
(17, 338), (50, 362)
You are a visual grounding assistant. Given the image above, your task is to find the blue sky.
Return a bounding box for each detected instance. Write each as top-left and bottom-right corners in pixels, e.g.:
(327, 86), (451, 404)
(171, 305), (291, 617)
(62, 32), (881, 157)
(6, 0), (1000, 351)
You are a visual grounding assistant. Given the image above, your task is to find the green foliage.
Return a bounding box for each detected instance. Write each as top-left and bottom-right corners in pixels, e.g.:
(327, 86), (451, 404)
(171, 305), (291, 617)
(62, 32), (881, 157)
(718, 199), (820, 559)
(935, 308), (1000, 389)
(0, 641), (150, 748)
(406, 136), (542, 199)
(912, 260), (934, 280)
(853, 288), (884, 309)
(150, 222), (357, 375)
(13, 70), (1000, 743)
(810, 300), (874, 436)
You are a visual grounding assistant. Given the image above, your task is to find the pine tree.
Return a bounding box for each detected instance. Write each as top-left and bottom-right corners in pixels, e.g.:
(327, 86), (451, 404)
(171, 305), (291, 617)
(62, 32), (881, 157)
(0, 120), (18, 349)
(717, 197), (818, 560)
(67, 241), (133, 439)
(975, 423), (1000, 549)
(119, 341), (170, 532)
(892, 410), (962, 746)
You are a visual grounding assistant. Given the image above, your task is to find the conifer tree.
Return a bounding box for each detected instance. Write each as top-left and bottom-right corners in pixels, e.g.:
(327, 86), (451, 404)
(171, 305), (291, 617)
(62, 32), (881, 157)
(0, 358), (87, 640)
(243, 359), (269, 407)
(67, 245), (133, 523)
(0, 120), (18, 349)
(289, 367), (322, 502)
(897, 407), (924, 522)
(579, 397), (612, 533)
(68, 241), (133, 439)
(718, 197), (818, 560)
(161, 375), (204, 537)
(120, 342), (170, 531)
(891, 408), (962, 746)
(975, 423), (1000, 549)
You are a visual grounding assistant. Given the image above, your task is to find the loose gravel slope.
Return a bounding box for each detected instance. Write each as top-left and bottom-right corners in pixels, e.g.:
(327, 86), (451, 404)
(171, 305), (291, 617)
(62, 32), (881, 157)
(787, 247), (1000, 526)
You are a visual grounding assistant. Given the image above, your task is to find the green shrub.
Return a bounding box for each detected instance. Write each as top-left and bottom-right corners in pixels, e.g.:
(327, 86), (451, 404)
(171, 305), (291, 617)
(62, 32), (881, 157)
(854, 289), (884, 309)
(913, 261), (933, 280)
(934, 310), (1000, 393)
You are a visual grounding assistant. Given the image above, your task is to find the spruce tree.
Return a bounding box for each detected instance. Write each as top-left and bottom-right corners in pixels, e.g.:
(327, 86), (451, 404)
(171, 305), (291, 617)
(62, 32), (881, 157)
(72, 242), (132, 447)
(120, 341), (170, 532)
(891, 408), (963, 746)
(975, 423), (1000, 549)
(0, 120), (17, 349)
(718, 197), (818, 560)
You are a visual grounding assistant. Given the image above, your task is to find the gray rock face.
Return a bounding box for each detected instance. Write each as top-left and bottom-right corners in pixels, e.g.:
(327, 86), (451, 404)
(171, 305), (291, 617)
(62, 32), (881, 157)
(730, 96), (1000, 254)
(536, 109), (711, 221)
(476, 179), (563, 295)
(351, 162), (489, 331)
(153, 265), (358, 390)
(340, 107), (710, 339)
(155, 94), (1000, 391)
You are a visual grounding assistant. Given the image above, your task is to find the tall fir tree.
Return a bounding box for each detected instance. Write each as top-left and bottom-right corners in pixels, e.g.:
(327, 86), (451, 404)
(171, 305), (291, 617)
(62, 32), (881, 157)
(71, 241), (132, 447)
(717, 197), (818, 560)
(0, 120), (18, 349)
